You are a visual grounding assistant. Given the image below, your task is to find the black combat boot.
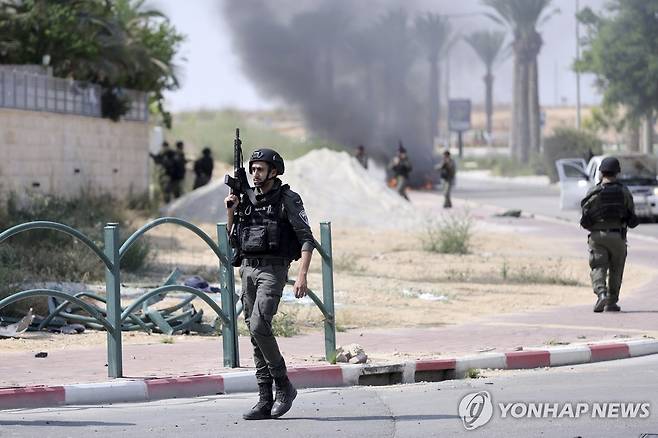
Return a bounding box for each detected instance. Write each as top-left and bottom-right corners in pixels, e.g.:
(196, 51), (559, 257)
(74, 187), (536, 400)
(270, 376), (297, 418)
(593, 293), (608, 313)
(604, 303), (621, 312)
(243, 383), (273, 420)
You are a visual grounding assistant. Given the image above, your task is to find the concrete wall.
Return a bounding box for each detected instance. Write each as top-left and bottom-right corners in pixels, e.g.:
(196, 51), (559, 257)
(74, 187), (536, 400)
(0, 108), (149, 199)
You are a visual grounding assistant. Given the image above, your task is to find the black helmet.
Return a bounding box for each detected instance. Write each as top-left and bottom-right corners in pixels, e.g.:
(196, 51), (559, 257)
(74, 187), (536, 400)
(249, 148), (285, 175)
(599, 156), (621, 174)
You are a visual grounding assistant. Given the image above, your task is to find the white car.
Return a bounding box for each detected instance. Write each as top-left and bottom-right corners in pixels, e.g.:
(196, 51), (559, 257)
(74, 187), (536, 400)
(555, 153), (658, 219)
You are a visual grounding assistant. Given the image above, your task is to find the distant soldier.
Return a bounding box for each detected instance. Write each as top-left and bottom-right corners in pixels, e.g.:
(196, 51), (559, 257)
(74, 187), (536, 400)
(193, 147), (214, 189)
(388, 142), (413, 201)
(354, 144), (368, 169)
(170, 140), (188, 199)
(580, 157), (639, 312)
(436, 150), (456, 208)
(150, 141), (176, 203)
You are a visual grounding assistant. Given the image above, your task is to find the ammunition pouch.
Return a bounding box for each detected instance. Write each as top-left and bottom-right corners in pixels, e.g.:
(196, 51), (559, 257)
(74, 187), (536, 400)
(241, 225), (268, 253)
(240, 222), (280, 254)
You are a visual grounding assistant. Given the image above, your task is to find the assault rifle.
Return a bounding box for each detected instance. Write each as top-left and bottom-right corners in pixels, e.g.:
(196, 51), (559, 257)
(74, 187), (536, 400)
(224, 128), (256, 266)
(224, 128), (257, 207)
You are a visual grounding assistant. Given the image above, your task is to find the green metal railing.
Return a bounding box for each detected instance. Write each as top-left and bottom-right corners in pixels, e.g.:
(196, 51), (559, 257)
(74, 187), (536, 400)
(0, 218), (336, 378)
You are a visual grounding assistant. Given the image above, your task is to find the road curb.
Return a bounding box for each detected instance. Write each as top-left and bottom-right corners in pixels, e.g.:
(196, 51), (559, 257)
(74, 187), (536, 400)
(2, 338), (657, 410)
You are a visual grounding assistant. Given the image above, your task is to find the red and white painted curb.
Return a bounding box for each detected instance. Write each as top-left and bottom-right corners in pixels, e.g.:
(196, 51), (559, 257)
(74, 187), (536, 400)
(2, 338), (657, 410)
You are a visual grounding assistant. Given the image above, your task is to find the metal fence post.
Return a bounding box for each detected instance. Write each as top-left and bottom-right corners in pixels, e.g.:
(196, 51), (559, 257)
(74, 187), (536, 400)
(320, 222), (336, 361)
(217, 223), (239, 368)
(12, 71), (17, 107)
(104, 223), (123, 378)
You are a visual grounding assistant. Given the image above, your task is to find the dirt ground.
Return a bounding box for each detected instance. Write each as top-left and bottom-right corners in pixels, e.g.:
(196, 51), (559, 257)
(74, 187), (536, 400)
(2, 214), (654, 353)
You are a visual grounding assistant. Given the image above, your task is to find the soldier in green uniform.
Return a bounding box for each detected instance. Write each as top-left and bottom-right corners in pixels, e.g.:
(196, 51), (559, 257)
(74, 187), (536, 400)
(437, 150), (456, 208)
(150, 141), (176, 203)
(580, 157), (638, 312)
(224, 148), (314, 420)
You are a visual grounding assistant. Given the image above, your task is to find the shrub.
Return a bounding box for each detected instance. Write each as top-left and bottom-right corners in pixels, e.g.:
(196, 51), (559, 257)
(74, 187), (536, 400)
(0, 192), (152, 285)
(272, 309), (301, 337)
(421, 214), (473, 255)
(543, 128), (603, 182)
(332, 252), (364, 273)
(120, 239), (152, 273)
(465, 368), (481, 379)
(466, 155), (540, 177)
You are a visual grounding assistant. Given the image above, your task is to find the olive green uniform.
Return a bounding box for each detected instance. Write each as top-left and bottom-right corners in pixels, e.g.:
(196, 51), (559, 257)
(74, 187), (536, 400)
(150, 149), (175, 203)
(237, 179), (314, 385)
(438, 157), (456, 208)
(580, 181), (638, 305)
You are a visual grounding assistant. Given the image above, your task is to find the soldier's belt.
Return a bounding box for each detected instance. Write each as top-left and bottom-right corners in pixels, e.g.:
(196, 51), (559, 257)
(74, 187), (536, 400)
(591, 228), (624, 234)
(242, 257), (288, 267)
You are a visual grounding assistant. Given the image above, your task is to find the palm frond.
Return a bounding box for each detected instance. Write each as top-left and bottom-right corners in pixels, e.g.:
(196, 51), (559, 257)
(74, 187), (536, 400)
(464, 30), (506, 68)
(415, 12), (451, 59)
(482, 0), (555, 34)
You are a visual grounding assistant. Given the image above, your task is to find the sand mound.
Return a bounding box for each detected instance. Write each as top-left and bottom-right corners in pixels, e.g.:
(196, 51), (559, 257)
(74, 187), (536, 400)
(164, 148), (419, 228)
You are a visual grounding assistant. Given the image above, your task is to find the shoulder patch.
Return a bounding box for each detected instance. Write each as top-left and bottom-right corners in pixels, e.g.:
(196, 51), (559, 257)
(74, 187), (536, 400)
(299, 209), (309, 226)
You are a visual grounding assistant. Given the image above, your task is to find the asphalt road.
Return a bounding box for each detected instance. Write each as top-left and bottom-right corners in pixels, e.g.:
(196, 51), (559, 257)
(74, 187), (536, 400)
(453, 175), (658, 240)
(2, 355), (657, 437)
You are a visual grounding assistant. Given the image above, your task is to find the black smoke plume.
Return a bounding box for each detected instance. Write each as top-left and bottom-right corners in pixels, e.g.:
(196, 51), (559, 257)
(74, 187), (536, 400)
(222, 0), (437, 184)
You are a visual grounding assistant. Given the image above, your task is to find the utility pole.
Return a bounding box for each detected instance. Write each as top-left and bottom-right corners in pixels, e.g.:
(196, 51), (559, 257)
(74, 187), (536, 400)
(575, 0), (582, 129)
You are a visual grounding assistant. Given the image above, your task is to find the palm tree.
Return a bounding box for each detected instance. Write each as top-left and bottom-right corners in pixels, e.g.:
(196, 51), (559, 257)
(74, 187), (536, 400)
(464, 30), (506, 141)
(415, 12), (451, 147)
(483, 0), (556, 162)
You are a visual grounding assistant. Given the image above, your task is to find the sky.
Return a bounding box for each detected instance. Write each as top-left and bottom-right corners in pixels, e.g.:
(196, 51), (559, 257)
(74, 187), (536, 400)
(155, 0), (607, 112)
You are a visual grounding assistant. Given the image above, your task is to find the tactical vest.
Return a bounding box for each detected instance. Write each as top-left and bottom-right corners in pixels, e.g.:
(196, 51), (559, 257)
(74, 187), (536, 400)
(235, 185), (302, 262)
(583, 183), (627, 224)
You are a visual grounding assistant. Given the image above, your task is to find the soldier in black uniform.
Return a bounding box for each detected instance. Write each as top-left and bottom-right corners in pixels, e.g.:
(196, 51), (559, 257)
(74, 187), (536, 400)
(354, 144), (368, 169)
(388, 142), (413, 201)
(580, 157), (638, 312)
(224, 148), (314, 420)
(193, 147), (214, 189)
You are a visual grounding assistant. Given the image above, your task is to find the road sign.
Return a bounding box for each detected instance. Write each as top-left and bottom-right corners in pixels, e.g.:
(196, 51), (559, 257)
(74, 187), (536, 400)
(449, 99), (471, 132)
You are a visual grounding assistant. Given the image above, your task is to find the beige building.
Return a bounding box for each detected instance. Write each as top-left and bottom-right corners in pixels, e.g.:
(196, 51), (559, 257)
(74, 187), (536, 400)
(0, 68), (150, 200)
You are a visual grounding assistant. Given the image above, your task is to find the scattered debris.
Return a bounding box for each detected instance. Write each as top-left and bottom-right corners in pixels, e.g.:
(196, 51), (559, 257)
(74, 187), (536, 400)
(34, 352), (48, 358)
(402, 288), (448, 302)
(335, 343), (368, 364)
(52, 324), (86, 335)
(476, 347), (496, 353)
(0, 308), (34, 338)
(183, 276), (220, 293)
(417, 293), (448, 302)
(494, 209), (522, 218)
(1, 271), (219, 336)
